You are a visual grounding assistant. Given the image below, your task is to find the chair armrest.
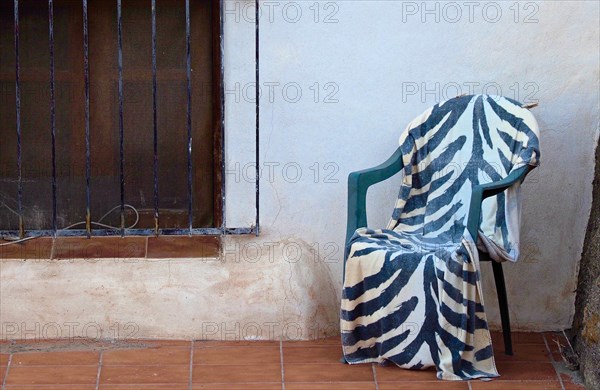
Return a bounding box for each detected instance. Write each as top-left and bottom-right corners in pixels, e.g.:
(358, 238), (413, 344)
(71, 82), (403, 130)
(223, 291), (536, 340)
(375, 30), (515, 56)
(346, 146), (404, 244)
(466, 165), (532, 240)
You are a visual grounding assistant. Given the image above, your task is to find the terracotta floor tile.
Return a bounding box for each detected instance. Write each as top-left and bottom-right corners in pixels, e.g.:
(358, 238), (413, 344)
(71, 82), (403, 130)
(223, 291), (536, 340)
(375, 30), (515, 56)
(544, 334), (573, 363)
(193, 346), (280, 365)
(5, 386), (96, 390)
(284, 336), (341, 347)
(545, 333), (573, 354)
(1, 365), (6, 381)
(6, 365), (98, 385)
(100, 385), (189, 390)
(493, 343), (552, 362)
(284, 363), (374, 382)
(192, 364), (281, 383)
(543, 331), (569, 341)
(491, 332), (545, 345)
(0, 334), (571, 389)
(195, 340), (280, 348)
(285, 382), (376, 389)
(52, 237), (146, 260)
(147, 235), (220, 258)
(100, 365), (189, 384)
(374, 365), (439, 382)
(192, 384), (282, 389)
(549, 352), (563, 362)
(378, 382), (468, 389)
(103, 347), (190, 365)
(11, 351), (100, 366)
(283, 345), (343, 364)
(545, 335), (567, 349)
(494, 361), (558, 381)
(470, 380), (562, 389)
(1, 237), (53, 260)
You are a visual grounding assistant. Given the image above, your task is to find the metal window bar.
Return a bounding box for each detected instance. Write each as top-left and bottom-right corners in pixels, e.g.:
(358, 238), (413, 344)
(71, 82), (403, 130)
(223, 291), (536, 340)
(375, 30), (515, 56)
(151, 0), (159, 236)
(14, 0), (24, 238)
(254, 0), (260, 236)
(186, 0), (193, 234)
(49, 0), (57, 235)
(218, 0), (226, 231)
(117, 0), (125, 235)
(1, 0), (259, 239)
(83, 0), (91, 236)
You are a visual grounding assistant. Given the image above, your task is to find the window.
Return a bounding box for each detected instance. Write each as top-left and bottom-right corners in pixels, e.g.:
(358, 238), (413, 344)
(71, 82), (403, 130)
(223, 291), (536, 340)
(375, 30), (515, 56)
(0, 0), (223, 237)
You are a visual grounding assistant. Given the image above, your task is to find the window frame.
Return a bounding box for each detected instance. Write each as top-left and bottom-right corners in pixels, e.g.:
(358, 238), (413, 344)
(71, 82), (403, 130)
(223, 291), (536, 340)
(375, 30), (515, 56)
(0, 0), (251, 240)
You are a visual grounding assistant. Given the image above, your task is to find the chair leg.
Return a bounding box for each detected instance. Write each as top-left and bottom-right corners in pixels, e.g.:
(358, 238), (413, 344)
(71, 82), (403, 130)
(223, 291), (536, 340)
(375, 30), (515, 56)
(491, 261), (513, 355)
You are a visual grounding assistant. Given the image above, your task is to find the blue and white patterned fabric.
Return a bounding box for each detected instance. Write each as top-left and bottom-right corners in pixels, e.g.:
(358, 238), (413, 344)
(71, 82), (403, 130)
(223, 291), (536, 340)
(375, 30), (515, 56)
(341, 95), (540, 380)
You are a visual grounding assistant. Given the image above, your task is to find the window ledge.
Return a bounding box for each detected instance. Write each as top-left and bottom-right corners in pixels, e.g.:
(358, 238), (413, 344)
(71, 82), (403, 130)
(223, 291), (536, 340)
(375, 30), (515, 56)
(1, 235), (221, 261)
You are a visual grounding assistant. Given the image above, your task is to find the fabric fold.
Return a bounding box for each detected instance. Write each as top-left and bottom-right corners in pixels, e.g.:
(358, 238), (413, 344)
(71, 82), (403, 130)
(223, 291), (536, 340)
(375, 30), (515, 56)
(341, 94), (541, 380)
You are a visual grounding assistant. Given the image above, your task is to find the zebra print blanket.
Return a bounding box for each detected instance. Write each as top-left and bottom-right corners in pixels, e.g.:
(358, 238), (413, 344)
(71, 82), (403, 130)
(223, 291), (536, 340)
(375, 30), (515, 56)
(341, 95), (540, 380)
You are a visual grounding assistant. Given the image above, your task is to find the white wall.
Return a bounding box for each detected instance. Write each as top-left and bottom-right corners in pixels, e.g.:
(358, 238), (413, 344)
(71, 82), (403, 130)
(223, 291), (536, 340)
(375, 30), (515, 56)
(227, 0), (600, 333)
(1, 1), (599, 340)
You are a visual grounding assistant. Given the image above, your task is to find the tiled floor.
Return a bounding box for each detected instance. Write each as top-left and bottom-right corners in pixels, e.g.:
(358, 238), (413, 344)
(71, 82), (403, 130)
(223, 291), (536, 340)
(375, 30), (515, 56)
(0, 332), (585, 389)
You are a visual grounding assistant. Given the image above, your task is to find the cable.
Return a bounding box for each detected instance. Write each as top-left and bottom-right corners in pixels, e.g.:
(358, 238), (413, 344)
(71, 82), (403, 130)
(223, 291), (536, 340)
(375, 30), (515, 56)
(60, 204), (139, 230)
(0, 202), (140, 246)
(0, 236), (37, 247)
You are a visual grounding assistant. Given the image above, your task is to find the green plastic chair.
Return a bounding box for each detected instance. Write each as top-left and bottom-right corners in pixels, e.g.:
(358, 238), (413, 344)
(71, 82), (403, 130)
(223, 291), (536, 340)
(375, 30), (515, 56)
(344, 146), (533, 356)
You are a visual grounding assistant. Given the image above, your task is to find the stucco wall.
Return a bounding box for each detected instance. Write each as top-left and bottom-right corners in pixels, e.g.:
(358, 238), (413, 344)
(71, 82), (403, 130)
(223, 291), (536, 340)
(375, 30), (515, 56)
(1, 1), (599, 341)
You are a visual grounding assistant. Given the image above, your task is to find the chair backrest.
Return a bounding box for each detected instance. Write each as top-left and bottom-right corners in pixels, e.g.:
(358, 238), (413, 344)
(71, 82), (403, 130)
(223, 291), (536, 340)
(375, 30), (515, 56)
(387, 94), (540, 261)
